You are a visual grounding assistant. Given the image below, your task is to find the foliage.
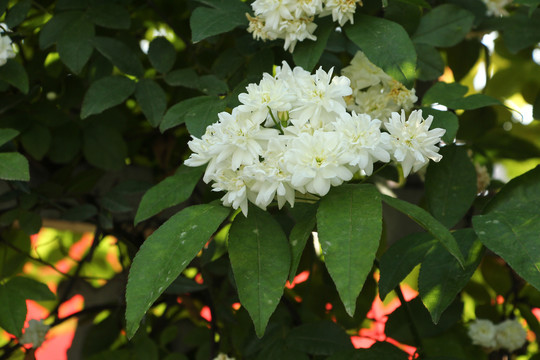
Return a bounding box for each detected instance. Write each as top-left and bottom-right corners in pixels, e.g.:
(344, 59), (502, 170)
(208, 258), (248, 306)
(0, 0), (540, 359)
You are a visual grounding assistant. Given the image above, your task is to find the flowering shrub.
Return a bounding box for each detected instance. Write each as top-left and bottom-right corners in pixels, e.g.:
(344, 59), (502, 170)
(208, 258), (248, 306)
(0, 0), (540, 360)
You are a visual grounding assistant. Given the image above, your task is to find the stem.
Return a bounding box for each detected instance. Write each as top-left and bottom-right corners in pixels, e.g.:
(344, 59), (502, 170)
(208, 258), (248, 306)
(267, 106), (284, 134)
(360, 163), (389, 184)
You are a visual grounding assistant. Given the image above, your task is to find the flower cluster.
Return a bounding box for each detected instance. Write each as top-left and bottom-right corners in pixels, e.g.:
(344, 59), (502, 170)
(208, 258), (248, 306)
(0, 24), (15, 66)
(185, 62), (445, 215)
(468, 319), (528, 352)
(342, 51), (418, 121)
(247, 0), (363, 52)
(482, 0), (513, 17)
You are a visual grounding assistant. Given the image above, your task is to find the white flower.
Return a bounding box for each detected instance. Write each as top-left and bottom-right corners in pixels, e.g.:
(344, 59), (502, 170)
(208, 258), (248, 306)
(342, 51), (392, 90)
(321, 0), (363, 26)
(285, 130), (352, 196)
(212, 168), (251, 216)
(468, 319), (497, 348)
(334, 112), (390, 175)
(20, 319), (50, 348)
(495, 319), (527, 352)
(0, 24), (16, 66)
(385, 110), (445, 177)
(280, 17), (318, 52)
(213, 354), (235, 360)
(482, 0), (512, 16)
(252, 0), (295, 31)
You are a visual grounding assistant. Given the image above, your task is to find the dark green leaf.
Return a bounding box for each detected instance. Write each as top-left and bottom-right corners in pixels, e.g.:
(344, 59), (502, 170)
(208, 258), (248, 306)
(0, 59), (29, 94)
(134, 165), (205, 224)
(83, 123), (127, 170)
(197, 75), (229, 96)
(87, 3), (131, 30)
(161, 96), (226, 137)
(47, 122), (81, 164)
(382, 195), (465, 267)
(164, 276), (206, 294)
(0, 229), (31, 279)
(0, 152), (29, 181)
(384, 1), (422, 36)
(57, 15), (95, 74)
(285, 321), (354, 355)
(328, 342), (409, 360)
(62, 204), (98, 221)
(415, 44), (444, 81)
(0, 283), (26, 337)
(18, 210), (41, 235)
(419, 229), (483, 323)
(190, 0), (249, 43)
(396, 0), (431, 8)
(164, 68), (199, 87)
(4, 0), (31, 28)
(379, 233), (436, 300)
(81, 76), (136, 119)
(288, 208), (316, 282)
(148, 37), (176, 74)
(425, 145), (477, 228)
(21, 124), (52, 161)
(39, 11), (84, 49)
(412, 4), (474, 47)
(6, 276), (56, 301)
(445, 94), (502, 110)
(228, 206), (290, 337)
(293, 18), (334, 72)
(93, 37), (144, 77)
(135, 79), (167, 127)
(420, 108), (459, 143)
(126, 203), (230, 338)
(502, 9), (540, 53)
(317, 184), (382, 316)
(0, 128), (19, 147)
(534, 92), (540, 120)
(346, 15), (416, 88)
(422, 82), (468, 106)
(0, 0), (8, 16)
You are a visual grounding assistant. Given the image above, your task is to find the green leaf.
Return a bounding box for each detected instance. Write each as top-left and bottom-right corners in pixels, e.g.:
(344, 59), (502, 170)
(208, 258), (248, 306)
(381, 195), (465, 267)
(39, 11), (84, 49)
(317, 184), (382, 316)
(288, 208), (316, 282)
(473, 166), (540, 290)
(425, 145), (477, 228)
(93, 37), (144, 77)
(415, 44), (444, 81)
(422, 82), (468, 106)
(135, 79), (167, 127)
(328, 342), (409, 360)
(57, 14), (95, 74)
(21, 124), (52, 161)
(346, 15), (416, 88)
(190, 0), (249, 43)
(445, 94), (502, 110)
(396, 0), (431, 8)
(5, 276), (56, 301)
(412, 4), (475, 47)
(379, 233), (436, 300)
(228, 206), (290, 337)
(0, 283), (26, 337)
(87, 3), (131, 30)
(534, 92), (540, 120)
(160, 96), (226, 137)
(148, 37), (176, 74)
(0, 0), (8, 16)
(4, 0), (31, 28)
(0, 152), (29, 181)
(83, 123), (127, 170)
(285, 321), (354, 356)
(293, 18), (334, 72)
(18, 210), (42, 235)
(164, 68), (199, 87)
(126, 203), (230, 338)
(0, 128), (19, 147)
(81, 76), (136, 119)
(0, 59), (29, 94)
(420, 108), (459, 144)
(419, 229), (483, 323)
(0, 229), (31, 279)
(134, 165), (205, 224)
(501, 9), (540, 53)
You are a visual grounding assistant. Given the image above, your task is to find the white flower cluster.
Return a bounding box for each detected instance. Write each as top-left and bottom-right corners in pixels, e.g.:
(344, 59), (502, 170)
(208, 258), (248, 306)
(0, 24), (15, 66)
(482, 0), (513, 17)
(213, 354), (235, 360)
(19, 319), (50, 348)
(468, 318), (528, 352)
(342, 51), (418, 121)
(185, 62), (445, 215)
(247, 0), (363, 52)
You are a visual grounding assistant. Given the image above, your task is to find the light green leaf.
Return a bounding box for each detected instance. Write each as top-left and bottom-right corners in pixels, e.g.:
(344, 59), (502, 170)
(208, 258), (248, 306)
(134, 165), (205, 224)
(148, 37), (176, 74)
(0, 128), (19, 147)
(81, 76), (136, 119)
(288, 208), (316, 282)
(228, 206), (290, 337)
(425, 145), (477, 228)
(345, 15), (416, 88)
(293, 17), (334, 72)
(190, 0), (250, 43)
(0, 59), (29, 94)
(0, 283), (26, 337)
(160, 96), (226, 137)
(126, 203), (230, 338)
(6, 276), (56, 301)
(381, 195), (465, 267)
(420, 108), (459, 144)
(39, 11), (84, 49)
(317, 184), (382, 316)
(412, 4), (475, 47)
(83, 123), (127, 170)
(21, 124), (52, 161)
(87, 3), (131, 30)
(419, 229), (483, 323)
(93, 37), (144, 77)
(415, 44), (444, 81)
(4, 0), (31, 28)
(379, 233), (436, 300)
(57, 15), (95, 74)
(135, 79), (167, 127)
(0, 152), (29, 181)
(285, 321), (354, 356)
